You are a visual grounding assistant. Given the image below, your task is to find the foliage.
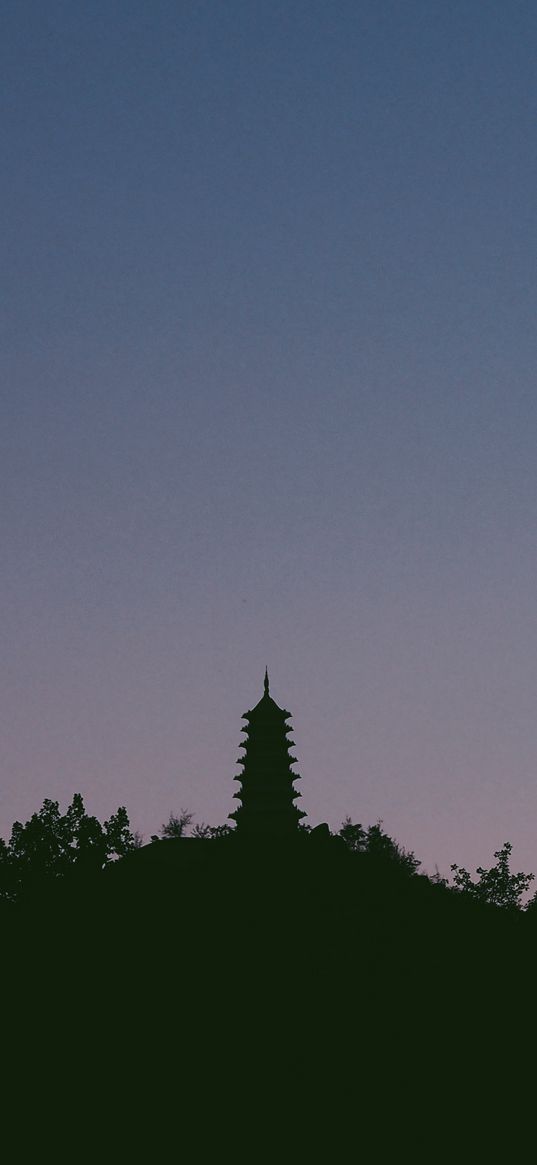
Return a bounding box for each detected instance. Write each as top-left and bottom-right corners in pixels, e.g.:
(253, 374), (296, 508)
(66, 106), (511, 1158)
(103, 804), (137, 860)
(0, 794), (137, 899)
(450, 842), (534, 910)
(152, 811), (231, 842)
(191, 822), (232, 839)
(151, 809), (194, 842)
(523, 888), (537, 913)
(191, 822), (213, 839)
(338, 816), (421, 875)
(338, 817), (367, 852)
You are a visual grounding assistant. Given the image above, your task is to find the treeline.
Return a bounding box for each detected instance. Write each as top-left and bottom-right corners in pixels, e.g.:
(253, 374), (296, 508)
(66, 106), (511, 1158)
(4, 791), (537, 1143)
(1, 792), (536, 911)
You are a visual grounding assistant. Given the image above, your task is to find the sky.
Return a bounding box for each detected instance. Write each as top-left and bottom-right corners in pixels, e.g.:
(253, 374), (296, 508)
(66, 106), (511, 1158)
(2, 0), (537, 880)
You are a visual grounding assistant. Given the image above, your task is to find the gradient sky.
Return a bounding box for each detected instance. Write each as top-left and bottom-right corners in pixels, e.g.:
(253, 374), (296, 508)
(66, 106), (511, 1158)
(3, 0), (537, 880)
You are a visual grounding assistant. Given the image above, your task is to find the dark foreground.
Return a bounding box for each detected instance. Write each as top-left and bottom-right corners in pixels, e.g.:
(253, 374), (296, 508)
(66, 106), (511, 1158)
(3, 829), (536, 1152)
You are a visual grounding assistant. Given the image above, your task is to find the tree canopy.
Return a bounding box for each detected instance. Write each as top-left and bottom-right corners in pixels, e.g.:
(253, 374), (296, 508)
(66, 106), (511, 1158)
(338, 816), (421, 876)
(0, 793), (136, 900)
(450, 842), (535, 910)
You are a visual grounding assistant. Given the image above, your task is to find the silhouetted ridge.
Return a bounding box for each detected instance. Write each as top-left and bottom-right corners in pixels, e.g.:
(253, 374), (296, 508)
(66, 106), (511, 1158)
(229, 670), (306, 835)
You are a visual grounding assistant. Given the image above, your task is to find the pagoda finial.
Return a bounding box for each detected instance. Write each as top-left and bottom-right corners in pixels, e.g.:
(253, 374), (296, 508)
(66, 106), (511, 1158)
(264, 666), (269, 696)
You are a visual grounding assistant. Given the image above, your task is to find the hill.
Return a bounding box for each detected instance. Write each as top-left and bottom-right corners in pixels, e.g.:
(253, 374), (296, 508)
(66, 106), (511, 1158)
(4, 824), (537, 1150)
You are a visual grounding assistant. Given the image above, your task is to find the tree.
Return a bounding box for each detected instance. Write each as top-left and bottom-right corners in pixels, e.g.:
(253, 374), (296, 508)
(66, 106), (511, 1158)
(104, 805), (137, 859)
(150, 812), (232, 842)
(450, 842), (534, 910)
(0, 794), (137, 899)
(191, 823), (232, 839)
(365, 820), (421, 875)
(152, 809), (194, 842)
(0, 836), (14, 900)
(338, 816), (366, 852)
(338, 816), (420, 875)
(190, 821), (212, 839)
(8, 798), (67, 884)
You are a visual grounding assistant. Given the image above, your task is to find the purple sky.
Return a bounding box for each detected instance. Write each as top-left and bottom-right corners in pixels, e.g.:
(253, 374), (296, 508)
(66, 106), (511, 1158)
(3, 0), (537, 880)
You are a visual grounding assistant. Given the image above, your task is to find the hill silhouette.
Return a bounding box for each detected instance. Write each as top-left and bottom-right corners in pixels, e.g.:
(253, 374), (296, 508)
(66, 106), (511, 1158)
(4, 823), (537, 1144)
(3, 675), (537, 1148)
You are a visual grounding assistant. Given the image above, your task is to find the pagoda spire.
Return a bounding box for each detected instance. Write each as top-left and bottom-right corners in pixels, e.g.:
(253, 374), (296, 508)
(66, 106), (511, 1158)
(229, 675), (306, 837)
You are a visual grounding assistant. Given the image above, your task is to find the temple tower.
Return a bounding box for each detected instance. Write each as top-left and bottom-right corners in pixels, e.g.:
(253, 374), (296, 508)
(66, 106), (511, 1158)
(229, 670), (306, 836)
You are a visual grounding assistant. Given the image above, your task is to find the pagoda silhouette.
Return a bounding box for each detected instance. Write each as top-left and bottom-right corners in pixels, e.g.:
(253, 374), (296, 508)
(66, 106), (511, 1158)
(229, 669), (307, 836)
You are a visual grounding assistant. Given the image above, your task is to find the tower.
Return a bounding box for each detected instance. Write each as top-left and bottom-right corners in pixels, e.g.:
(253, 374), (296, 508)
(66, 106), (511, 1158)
(229, 670), (306, 836)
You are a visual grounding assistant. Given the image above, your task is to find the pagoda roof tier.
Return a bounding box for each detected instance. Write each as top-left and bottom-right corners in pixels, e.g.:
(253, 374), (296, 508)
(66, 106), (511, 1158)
(233, 783), (303, 797)
(242, 704), (291, 721)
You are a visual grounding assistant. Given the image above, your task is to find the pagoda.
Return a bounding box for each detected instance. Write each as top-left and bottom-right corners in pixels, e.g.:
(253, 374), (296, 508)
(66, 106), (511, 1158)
(229, 670), (307, 836)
